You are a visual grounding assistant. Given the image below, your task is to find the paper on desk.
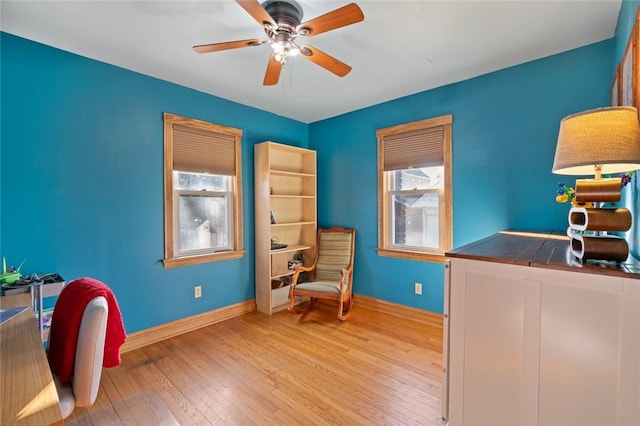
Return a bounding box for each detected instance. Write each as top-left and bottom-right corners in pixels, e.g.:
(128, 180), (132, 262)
(0, 306), (28, 325)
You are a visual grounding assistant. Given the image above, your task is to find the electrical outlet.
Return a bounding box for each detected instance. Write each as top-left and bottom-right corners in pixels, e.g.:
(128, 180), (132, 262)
(414, 282), (422, 295)
(194, 285), (202, 298)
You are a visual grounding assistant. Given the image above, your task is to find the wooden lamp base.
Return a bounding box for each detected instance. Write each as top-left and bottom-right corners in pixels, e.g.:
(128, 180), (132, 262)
(568, 207), (632, 232)
(570, 234), (629, 263)
(567, 179), (630, 263)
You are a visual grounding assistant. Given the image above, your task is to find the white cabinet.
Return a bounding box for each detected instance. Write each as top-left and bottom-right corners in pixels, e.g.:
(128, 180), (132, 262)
(445, 258), (640, 426)
(254, 141), (316, 314)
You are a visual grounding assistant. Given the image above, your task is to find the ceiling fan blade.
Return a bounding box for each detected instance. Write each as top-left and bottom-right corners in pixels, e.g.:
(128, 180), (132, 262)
(264, 54), (283, 86)
(297, 3), (364, 37)
(236, 0), (276, 27)
(299, 45), (352, 77)
(193, 39), (264, 53)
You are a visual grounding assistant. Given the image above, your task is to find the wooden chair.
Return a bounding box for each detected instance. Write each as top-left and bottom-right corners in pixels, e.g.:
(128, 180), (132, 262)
(289, 227), (356, 321)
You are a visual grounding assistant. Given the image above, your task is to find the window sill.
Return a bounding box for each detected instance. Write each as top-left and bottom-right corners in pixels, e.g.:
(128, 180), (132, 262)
(376, 247), (447, 263)
(163, 250), (246, 269)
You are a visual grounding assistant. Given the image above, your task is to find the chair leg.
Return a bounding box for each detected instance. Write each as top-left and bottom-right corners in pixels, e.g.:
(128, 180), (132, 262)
(337, 294), (354, 321)
(289, 297), (318, 316)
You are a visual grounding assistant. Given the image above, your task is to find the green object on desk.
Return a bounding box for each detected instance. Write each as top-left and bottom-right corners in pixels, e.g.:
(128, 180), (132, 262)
(0, 272), (21, 284)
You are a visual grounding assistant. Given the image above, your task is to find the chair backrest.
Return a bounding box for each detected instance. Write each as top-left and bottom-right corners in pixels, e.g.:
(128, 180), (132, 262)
(315, 228), (355, 282)
(72, 296), (108, 407)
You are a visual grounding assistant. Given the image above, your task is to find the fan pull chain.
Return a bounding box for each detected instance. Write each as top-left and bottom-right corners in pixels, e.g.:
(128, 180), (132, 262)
(289, 61), (294, 90)
(281, 61), (293, 96)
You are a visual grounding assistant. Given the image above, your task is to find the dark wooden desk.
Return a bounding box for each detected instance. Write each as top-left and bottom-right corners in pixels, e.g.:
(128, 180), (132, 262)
(1, 293), (63, 425)
(446, 229), (640, 278)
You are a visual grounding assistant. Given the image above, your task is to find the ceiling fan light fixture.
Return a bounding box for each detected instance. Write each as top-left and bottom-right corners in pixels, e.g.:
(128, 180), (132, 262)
(271, 41), (286, 54)
(270, 39), (299, 63)
(195, 0), (364, 85)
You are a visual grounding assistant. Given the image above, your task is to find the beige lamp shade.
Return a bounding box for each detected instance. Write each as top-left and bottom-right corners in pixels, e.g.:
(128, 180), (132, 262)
(552, 106), (640, 176)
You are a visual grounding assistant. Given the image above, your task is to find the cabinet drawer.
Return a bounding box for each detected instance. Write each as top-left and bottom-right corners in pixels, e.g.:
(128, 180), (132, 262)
(271, 252), (289, 276)
(272, 285), (290, 306)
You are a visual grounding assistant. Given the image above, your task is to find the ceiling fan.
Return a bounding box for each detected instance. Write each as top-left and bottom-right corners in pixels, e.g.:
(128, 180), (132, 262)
(193, 0), (364, 86)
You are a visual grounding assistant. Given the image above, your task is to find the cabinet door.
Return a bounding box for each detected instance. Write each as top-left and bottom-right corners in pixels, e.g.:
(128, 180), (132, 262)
(620, 278), (640, 425)
(536, 269), (631, 426)
(448, 259), (540, 426)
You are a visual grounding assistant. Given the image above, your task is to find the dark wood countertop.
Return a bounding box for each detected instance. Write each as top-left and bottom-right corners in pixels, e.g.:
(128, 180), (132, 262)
(446, 230), (640, 279)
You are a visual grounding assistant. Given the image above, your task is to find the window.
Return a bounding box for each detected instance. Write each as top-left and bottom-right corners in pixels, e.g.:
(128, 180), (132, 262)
(376, 114), (452, 262)
(163, 113), (244, 268)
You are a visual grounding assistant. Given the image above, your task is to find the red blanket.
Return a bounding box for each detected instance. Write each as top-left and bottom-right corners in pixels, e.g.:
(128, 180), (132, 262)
(47, 277), (126, 384)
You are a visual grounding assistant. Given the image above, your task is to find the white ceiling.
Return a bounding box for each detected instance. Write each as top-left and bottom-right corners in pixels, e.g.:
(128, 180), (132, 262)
(0, 1), (621, 123)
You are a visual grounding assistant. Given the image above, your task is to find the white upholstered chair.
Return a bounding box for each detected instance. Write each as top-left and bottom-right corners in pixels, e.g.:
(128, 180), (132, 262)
(50, 296), (108, 418)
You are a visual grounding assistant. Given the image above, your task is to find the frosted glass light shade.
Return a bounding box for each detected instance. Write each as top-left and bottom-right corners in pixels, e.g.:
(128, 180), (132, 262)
(552, 106), (640, 176)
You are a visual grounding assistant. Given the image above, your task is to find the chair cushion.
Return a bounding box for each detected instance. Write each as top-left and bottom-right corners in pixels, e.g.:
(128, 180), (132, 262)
(315, 232), (353, 282)
(294, 280), (341, 295)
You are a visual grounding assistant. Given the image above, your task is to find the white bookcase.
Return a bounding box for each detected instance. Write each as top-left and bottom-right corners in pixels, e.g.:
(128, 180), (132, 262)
(254, 141), (316, 314)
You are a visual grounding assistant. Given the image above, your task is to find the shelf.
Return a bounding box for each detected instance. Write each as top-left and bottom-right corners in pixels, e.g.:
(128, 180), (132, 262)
(270, 194), (315, 199)
(271, 221), (315, 227)
(270, 169), (315, 178)
(271, 270), (296, 280)
(270, 244), (312, 255)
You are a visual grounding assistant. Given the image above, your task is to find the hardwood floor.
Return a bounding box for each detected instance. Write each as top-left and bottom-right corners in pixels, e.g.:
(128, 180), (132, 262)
(67, 298), (444, 425)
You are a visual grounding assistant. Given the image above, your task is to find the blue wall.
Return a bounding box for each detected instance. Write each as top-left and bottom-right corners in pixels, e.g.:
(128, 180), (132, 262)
(0, 4), (630, 330)
(614, 0), (640, 62)
(614, 1), (640, 258)
(1, 32), (307, 333)
(310, 40), (613, 313)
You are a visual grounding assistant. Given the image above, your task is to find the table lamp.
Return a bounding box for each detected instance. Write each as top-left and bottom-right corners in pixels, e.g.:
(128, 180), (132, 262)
(552, 106), (640, 262)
